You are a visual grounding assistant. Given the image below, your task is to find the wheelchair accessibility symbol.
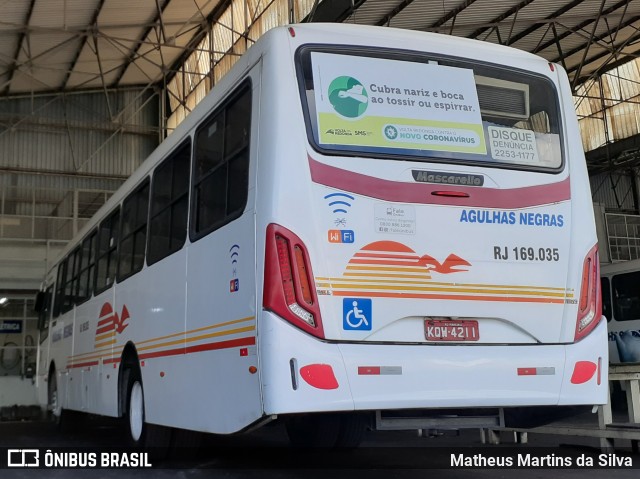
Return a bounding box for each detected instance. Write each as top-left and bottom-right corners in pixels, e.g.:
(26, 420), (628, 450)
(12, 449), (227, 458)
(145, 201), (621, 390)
(343, 298), (372, 331)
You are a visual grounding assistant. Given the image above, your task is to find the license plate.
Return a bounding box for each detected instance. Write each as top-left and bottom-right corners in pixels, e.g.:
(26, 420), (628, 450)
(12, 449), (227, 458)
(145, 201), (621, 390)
(425, 319), (479, 342)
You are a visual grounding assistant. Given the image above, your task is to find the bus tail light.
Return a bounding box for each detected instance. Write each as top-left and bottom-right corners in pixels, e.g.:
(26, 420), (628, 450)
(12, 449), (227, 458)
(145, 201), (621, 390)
(574, 244), (601, 342)
(263, 224), (324, 338)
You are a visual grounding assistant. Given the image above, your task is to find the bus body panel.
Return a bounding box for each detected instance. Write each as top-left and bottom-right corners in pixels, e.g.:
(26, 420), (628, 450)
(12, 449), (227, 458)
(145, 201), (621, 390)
(256, 24), (605, 413)
(184, 213), (262, 433)
(36, 24), (607, 438)
(260, 310), (608, 414)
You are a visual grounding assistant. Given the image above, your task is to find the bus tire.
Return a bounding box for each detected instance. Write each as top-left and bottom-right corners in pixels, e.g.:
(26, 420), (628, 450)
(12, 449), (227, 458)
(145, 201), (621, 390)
(335, 414), (367, 448)
(285, 414), (341, 448)
(124, 366), (172, 456)
(48, 368), (83, 431)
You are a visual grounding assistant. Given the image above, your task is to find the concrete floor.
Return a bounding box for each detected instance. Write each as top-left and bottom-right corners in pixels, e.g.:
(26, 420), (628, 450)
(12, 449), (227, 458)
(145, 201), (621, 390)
(0, 414), (638, 478)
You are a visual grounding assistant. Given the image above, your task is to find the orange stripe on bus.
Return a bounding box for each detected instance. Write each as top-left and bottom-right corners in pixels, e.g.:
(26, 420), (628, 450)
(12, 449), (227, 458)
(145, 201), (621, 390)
(137, 325), (255, 352)
(331, 290), (565, 304)
(319, 276), (571, 293)
(326, 283), (566, 297)
(94, 339), (117, 348)
(136, 316), (255, 346)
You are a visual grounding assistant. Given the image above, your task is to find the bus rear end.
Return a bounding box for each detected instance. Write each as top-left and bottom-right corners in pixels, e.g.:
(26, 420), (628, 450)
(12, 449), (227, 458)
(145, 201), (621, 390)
(257, 25), (607, 441)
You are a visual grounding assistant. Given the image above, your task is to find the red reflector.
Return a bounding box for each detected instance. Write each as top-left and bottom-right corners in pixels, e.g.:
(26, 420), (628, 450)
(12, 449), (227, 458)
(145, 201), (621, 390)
(570, 361), (597, 384)
(431, 190), (470, 198)
(517, 368), (537, 376)
(240, 348), (248, 357)
(288, 26), (296, 37)
(358, 366), (381, 375)
(549, 63), (555, 72)
(299, 364), (338, 390)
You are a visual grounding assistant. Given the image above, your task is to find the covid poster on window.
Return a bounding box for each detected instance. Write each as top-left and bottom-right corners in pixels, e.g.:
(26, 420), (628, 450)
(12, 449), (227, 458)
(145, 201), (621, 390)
(311, 52), (486, 155)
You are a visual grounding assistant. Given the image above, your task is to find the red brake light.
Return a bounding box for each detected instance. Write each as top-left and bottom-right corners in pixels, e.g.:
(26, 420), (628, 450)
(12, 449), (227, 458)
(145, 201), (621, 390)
(264, 224), (324, 338)
(574, 244), (602, 341)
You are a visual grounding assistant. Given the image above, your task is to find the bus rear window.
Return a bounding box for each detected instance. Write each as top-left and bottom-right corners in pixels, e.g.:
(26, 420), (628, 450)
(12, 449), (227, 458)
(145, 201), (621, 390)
(298, 48), (563, 171)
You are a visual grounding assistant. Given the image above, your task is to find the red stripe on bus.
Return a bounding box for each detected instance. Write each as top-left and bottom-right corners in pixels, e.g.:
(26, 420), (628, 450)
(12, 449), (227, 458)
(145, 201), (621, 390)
(354, 252), (420, 260)
(309, 157), (570, 208)
(67, 360), (100, 369)
(81, 337), (255, 368)
(96, 325), (115, 335)
(138, 337), (256, 361)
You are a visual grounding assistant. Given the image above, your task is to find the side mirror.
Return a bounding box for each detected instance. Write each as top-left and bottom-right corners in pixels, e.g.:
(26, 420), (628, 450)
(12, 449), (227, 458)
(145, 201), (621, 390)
(34, 292), (45, 313)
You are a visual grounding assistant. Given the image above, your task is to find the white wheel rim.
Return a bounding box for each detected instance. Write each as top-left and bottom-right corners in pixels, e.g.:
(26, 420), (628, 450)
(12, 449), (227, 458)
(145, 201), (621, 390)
(49, 377), (60, 417)
(129, 381), (144, 442)
(51, 390), (59, 415)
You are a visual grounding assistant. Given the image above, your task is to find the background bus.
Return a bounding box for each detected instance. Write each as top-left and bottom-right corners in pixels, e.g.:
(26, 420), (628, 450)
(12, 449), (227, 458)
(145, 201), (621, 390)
(601, 259), (640, 364)
(35, 23), (607, 449)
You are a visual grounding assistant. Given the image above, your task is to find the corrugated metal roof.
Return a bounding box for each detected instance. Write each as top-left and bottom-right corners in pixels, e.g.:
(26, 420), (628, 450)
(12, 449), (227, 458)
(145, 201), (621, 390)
(2, 0), (639, 97)
(0, 0), (222, 95)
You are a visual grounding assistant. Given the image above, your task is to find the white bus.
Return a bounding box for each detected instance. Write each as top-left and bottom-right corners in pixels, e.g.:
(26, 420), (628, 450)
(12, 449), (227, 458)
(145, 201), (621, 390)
(601, 260), (640, 364)
(35, 23), (607, 448)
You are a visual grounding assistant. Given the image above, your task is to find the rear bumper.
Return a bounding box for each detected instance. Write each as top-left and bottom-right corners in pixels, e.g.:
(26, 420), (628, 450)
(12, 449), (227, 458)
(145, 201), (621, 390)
(260, 312), (608, 415)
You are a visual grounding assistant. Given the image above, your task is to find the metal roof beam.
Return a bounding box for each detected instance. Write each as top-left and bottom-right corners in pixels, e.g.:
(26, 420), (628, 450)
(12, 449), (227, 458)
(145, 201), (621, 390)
(62, 0), (107, 90)
(570, 30), (640, 86)
(467, 0), (536, 40)
(110, 0), (172, 87)
(506, 0), (587, 46)
(534, 0), (630, 54)
(551, 13), (640, 68)
(572, 0), (608, 89)
(2, 0), (36, 95)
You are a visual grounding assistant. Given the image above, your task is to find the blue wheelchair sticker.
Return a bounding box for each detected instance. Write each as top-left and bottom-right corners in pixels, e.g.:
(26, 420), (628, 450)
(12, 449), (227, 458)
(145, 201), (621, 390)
(343, 298), (372, 331)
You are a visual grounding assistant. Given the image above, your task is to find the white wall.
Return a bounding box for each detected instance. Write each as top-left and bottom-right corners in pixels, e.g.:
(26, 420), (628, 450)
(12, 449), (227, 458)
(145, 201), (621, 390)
(0, 376), (38, 408)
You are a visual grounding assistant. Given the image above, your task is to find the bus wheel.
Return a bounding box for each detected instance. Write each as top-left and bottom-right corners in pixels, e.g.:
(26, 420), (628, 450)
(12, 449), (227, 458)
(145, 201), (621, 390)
(124, 366), (172, 454)
(335, 414), (367, 448)
(285, 414), (341, 447)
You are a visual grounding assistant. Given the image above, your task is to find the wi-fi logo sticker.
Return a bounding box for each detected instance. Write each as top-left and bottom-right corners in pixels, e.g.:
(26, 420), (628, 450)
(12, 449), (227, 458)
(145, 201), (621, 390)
(324, 192), (355, 214)
(230, 244), (240, 277)
(229, 244), (240, 293)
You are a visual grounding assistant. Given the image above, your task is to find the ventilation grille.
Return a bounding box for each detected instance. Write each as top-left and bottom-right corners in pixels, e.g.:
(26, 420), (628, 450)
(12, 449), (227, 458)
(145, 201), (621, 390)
(475, 76), (529, 120)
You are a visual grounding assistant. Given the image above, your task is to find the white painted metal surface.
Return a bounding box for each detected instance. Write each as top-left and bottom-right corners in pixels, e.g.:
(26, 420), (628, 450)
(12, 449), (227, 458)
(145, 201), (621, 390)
(37, 25), (607, 437)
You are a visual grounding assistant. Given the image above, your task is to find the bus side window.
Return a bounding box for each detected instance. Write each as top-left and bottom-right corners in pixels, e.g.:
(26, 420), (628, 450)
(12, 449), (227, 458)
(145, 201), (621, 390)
(612, 271), (640, 322)
(62, 246), (81, 314)
(53, 258), (68, 319)
(96, 208), (121, 294)
(118, 179), (150, 281)
(147, 140), (191, 266)
(77, 230), (97, 304)
(601, 277), (611, 322)
(37, 286), (53, 344)
(191, 83), (251, 239)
